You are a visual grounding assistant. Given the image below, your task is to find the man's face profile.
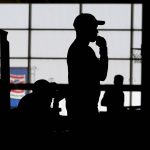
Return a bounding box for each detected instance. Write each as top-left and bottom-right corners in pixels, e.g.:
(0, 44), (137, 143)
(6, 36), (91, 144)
(87, 25), (98, 42)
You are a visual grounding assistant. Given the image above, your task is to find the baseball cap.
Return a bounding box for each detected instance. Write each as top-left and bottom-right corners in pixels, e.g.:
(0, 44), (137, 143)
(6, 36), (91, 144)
(73, 13), (105, 29)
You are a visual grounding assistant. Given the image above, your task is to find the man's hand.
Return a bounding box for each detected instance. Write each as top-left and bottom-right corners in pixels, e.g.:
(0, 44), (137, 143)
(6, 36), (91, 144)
(96, 36), (108, 57)
(96, 36), (107, 48)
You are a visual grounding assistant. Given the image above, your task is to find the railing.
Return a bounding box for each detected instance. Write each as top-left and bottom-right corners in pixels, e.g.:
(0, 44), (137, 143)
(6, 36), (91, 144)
(10, 84), (142, 91)
(10, 83), (143, 111)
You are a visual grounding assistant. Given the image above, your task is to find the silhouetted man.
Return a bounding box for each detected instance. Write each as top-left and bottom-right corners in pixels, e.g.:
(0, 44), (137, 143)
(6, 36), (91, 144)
(17, 79), (59, 135)
(18, 79), (56, 113)
(67, 13), (108, 124)
(101, 75), (125, 112)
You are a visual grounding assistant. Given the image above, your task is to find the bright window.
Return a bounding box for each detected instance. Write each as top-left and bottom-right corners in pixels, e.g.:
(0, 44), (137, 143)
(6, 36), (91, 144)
(0, 3), (143, 110)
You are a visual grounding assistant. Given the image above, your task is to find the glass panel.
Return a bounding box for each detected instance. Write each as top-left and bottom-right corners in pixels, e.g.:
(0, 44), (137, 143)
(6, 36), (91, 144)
(89, 31), (130, 58)
(101, 60), (130, 85)
(132, 61), (141, 85)
(0, 4), (29, 28)
(98, 91), (130, 112)
(32, 4), (79, 29)
(6, 30), (28, 57)
(124, 92), (130, 107)
(10, 59), (28, 67)
(132, 92), (141, 106)
(98, 91), (107, 112)
(82, 4), (131, 29)
(134, 4), (142, 29)
(10, 67), (29, 108)
(10, 90), (30, 109)
(133, 31), (142, 49)
(10, 67), (28, 83)
(31, 31), (75, 58)
(31, 59), (68, 84)
(59, 99), (67, 116)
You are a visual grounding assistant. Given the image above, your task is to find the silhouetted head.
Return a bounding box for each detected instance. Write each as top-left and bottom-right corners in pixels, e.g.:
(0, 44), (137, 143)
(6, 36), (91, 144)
(33, 79), (57, 98)
(73, 13), (105, 42)
(114, 75), (124, 86)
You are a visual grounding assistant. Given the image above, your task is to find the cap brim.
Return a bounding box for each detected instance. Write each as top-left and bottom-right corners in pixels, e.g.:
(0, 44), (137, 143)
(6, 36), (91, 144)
(97, 20), (105, 25)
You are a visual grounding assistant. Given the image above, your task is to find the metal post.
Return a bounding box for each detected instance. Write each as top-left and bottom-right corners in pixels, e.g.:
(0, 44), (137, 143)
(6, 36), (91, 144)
(0, 29), (10, 112)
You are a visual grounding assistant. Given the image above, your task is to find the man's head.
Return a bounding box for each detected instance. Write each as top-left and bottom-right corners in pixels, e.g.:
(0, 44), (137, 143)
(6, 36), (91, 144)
(114, 75), (124, 86)
(33, 79), (57, 98)
(73, 13), (105, 42)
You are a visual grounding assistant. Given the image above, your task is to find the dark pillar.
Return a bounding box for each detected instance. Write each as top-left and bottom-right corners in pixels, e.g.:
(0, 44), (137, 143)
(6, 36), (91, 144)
(0, 29), (10, 112)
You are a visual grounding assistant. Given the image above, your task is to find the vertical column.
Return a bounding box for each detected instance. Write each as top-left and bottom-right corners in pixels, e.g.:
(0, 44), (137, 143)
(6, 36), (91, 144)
(129, 4), (134, 107)
(27, 4), (32, 84)
(141, 3), (146, 112)
(0, 29), (10, 112)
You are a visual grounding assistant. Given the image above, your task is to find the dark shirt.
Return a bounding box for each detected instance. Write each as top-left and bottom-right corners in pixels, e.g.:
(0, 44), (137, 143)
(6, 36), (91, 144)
(101, 88), (124, 112)
(67, 39), (108, 117)
(67, 39), (108, 87)
(18, 92), (52, 113)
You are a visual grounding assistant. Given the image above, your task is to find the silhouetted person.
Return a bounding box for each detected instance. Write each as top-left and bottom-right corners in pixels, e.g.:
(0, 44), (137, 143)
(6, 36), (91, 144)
(101, 75), (125, 113)
(66, 13), (108, 130)
(18, 79), (56, 114)
(17, 79), (59, 135)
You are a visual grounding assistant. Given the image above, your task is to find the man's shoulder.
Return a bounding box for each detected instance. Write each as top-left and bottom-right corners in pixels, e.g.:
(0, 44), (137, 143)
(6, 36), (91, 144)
(69, 43), (92, 53)
(69, 41), (82, 51)
(67, 42), (83, 57)
(19, 93), (34, 103)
